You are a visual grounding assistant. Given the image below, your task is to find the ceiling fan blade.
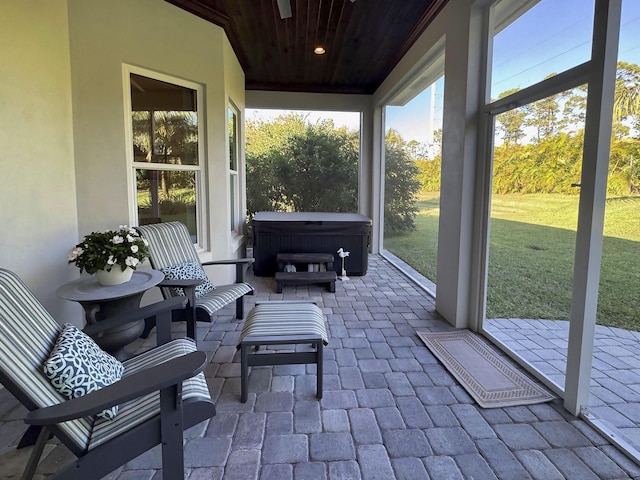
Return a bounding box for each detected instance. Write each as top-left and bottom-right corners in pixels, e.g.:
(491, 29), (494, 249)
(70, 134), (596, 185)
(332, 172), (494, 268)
(277, 0), (292, 19)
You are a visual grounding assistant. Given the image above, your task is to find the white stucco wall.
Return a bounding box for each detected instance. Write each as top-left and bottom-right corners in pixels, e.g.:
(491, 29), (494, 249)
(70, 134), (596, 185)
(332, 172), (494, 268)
(67, 0), (244, 285)
(0, 0), (81, 323)
(221, 35), (247, 258)
(0, 0), (246, 320)
(201, 32), (248, 284)
(67, 0), (224, 232)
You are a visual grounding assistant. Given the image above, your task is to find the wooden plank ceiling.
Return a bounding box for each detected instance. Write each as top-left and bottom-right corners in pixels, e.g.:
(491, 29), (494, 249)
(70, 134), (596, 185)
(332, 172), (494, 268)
(165, 0), (448, 94)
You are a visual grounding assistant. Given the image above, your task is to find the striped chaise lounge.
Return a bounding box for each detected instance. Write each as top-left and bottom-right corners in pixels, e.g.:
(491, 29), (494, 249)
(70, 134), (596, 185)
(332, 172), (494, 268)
(237, 301), (329, 402)
(0, 268), (215, 480)
(136, 221), (254, 341)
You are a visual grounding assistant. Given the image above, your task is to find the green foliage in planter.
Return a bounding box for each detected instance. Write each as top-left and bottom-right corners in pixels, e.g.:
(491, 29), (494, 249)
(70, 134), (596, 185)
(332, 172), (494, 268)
(68, 226), (149, 275)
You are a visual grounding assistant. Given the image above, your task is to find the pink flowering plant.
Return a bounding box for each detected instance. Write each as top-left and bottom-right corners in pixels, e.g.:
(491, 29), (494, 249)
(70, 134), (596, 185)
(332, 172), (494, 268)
(68, 226), (150, 274)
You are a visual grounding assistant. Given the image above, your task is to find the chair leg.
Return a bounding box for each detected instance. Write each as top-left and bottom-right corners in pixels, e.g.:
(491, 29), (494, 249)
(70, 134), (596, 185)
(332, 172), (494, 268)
(17, 425), (44, 449)
(160, 385), (185, 480)
(186, 290), (197, 343)
(185, 304), (197, 344)
(21, 426), (49, 480)
(235, 297), (244, 319)
(316, 341), (323, 400)
(240, 343), (249, 403)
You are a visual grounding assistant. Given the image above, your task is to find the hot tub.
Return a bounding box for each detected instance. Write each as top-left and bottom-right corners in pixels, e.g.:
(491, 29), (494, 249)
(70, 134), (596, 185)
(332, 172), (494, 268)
(252, 212), (372, 277)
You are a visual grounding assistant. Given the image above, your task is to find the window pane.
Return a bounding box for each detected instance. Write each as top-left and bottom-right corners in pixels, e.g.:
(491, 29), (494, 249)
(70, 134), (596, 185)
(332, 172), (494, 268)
(131, 74), (198, 166)
(484, 87), (586, 391)
(229, 108), (238, 171)
(384, 77), (443, 287)
(136, 168), (198, 241)
(491, 0), (594, 99)
(130, 72), (201, 243)
(230, 173), (237, 231)
(591, 0), (640, 442)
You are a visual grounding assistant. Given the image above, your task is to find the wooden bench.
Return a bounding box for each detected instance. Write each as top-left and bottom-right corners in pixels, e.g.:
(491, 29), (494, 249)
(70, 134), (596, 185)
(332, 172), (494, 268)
(237, 301), (328, 402)
(275, 252), (337, 293)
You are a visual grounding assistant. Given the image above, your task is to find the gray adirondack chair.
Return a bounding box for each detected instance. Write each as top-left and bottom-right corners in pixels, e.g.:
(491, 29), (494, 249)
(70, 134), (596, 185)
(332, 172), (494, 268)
(136, 221), (254, 340)
(0, 268), (216, 479)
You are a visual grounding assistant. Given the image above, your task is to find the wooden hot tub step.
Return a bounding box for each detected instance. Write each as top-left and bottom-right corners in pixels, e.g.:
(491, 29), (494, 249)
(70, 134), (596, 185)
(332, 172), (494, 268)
(275, 271), (337, 293)
(275, 252), (337, 293)
(277, 252), (335, 265)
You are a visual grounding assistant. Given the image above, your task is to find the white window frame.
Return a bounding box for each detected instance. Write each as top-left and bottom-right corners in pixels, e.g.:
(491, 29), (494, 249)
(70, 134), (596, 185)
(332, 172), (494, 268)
(475, 0), (621, 418)
(123, 65), (207, 250)
(227, 101), (242, 236)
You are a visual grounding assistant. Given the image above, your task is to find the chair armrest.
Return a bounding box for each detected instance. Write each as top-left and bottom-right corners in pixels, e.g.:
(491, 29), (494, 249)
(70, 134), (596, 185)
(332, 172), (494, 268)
(158, 279), (203, 288)
(24, 351), (207, 425)
(82, 296), (188, 336)
(202, 258), (255, 266)
(202, 258), (254, 283)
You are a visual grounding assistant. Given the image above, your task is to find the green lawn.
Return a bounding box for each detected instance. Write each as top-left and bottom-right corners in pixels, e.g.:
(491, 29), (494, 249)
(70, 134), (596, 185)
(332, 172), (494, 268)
(383, 193), (440, 281)
(384, 192), (640, 331)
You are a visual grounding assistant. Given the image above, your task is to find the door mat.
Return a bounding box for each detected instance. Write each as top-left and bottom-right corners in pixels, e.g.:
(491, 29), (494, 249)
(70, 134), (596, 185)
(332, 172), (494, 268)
(417, 330), (555, 408)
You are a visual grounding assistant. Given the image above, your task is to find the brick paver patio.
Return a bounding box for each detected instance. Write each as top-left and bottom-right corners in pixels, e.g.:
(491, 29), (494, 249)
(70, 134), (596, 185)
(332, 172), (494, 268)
(1, 255), (639, 479)
(486, 317), (640, 458)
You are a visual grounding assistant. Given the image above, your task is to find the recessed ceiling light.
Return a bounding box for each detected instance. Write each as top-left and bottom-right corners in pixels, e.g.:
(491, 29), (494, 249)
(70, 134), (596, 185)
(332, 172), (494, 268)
(314, 46), (326, 55)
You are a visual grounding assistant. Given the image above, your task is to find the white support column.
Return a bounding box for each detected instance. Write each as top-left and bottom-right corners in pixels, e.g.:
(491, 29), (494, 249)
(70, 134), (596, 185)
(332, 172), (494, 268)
(370, 106), (384, 254)
(564, 0), (621, 416)
(360, 103), (382, 253)
(469, 1), (495, 332)
(435, 4), (484, 328)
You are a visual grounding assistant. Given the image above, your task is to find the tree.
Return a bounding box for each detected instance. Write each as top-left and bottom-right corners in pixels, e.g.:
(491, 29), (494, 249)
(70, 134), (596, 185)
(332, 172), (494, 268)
(608, 137), (640, 195)
(415, 128), (441, 192)
(495, 89), (527, 145)
(276, 121), (359, 212)
(614, 61), (640, 124)
(384, 130), (421, 234)
(246, 114), (358, 214)
(525, 93), (562, 142)
(560, 84), (587, 134)
(246, 115), (421, 235)
(405, 139), (431, 161)
(246, 114), (308, 213)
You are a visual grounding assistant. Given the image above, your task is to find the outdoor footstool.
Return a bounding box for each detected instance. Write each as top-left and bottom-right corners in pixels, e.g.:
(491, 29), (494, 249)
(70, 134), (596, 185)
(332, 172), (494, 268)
(237, 301), (328, 403)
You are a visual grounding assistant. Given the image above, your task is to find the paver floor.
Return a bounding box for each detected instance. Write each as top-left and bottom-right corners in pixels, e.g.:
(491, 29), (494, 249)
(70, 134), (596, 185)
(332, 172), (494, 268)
(486, 317), (640, 456)
(1, 255), (639, 479)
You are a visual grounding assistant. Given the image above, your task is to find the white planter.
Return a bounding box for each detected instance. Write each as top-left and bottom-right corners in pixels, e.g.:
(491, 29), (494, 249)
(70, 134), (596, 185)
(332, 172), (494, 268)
(95, 266), (134, 286)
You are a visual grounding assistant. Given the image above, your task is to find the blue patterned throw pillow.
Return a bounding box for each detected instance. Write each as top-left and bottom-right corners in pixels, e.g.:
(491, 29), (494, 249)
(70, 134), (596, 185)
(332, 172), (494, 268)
(160, 260), (216, 298)
(43, 324), (124, 420)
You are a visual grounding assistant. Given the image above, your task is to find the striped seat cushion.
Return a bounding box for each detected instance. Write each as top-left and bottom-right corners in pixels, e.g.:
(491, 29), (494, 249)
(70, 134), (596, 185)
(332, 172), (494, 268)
(135, 222), (200, 271)
(136, 222), (207, 301)
(197, 282), (254, 316)
(239, 302), (328, 345)
(88, 337), (211, 450)
(0, 269), (93, 452)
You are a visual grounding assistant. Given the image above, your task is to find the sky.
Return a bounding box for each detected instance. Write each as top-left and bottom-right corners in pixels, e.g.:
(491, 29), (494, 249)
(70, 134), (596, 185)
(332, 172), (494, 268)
(247, 0), (640, 145)
(246, 109), (361, 131)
